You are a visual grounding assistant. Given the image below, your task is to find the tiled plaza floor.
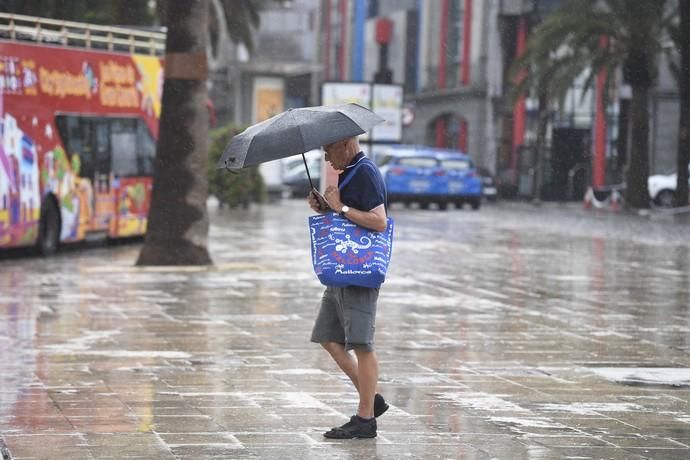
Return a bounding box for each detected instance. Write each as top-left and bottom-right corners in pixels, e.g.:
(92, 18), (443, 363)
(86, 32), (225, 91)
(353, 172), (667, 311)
(1, 201), (689, 459)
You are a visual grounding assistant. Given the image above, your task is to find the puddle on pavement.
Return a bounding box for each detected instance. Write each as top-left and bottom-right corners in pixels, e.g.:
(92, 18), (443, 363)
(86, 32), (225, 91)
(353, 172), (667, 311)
(589, 367), (690, 387)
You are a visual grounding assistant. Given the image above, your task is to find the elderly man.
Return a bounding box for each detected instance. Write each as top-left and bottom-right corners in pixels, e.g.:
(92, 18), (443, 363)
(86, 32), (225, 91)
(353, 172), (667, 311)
(307, 135), (389, 439)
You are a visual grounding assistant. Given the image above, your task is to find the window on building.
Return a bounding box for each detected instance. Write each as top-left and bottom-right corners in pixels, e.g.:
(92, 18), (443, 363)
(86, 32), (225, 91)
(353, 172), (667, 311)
(368, 0), (379, 18)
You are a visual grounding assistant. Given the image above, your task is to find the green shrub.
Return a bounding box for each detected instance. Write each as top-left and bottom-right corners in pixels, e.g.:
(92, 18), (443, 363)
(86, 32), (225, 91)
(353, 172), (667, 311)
(208, 124), (266, 208)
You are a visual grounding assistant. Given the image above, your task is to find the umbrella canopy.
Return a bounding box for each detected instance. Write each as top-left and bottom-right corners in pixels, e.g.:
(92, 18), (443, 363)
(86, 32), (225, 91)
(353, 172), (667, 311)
(216, 103), (384, 170)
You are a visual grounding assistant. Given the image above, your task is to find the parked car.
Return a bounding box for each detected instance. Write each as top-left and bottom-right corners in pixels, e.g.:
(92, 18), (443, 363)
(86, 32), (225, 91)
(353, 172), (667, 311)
(478, 167), (499, 201)
(648, 166), (690, 207)
(377, 145), (483, 210)
(282, 149), (321, 197)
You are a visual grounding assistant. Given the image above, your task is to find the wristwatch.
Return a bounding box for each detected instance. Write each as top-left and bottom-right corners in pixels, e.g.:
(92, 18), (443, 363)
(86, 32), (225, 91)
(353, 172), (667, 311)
(340, 205), (350, 216)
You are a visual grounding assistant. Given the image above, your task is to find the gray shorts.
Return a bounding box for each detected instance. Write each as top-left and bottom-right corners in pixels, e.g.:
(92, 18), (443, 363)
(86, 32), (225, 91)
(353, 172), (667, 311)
(310, 286), (379, 352)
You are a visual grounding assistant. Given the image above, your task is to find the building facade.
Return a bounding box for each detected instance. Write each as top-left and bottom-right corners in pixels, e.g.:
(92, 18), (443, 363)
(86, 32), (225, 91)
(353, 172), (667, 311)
(319, 0), (501, 174)
(208, 0), (683, 199)
(208, 0), (322, 128)
(497, 0), (682, 200)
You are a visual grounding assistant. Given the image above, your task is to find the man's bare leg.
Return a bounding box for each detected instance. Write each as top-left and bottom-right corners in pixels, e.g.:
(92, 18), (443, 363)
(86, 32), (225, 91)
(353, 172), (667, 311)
(321, 342), (381, 419)
(353, 349), (378, 418)
(321, 342), (359, 390)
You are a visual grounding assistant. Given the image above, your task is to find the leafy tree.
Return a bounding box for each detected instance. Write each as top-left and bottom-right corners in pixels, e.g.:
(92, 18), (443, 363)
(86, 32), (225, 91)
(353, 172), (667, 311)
(0, 0), (263, 32)
(510, 0), (671, 209)
(0, 0), (154, 26)
(208, 124), (266, 208)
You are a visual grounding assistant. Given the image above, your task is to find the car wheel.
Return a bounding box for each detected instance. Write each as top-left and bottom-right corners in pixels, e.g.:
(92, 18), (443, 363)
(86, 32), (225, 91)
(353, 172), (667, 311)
(655, 189), (674, 208)
(438, 202), (448, 211)
(37, 198), (60, 256)
(471, 198), (481, 210)
(420, 202), (429, 210)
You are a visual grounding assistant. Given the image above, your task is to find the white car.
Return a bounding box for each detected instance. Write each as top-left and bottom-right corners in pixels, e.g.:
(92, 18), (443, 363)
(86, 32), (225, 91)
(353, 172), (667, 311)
(648, 166), (690, 207)
(281, 149), (321, 197)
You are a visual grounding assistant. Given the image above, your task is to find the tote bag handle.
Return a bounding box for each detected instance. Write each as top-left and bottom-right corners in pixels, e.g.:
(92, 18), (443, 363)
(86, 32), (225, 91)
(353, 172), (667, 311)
(338, 159), (376, 190)
(338, 159), (387, 210)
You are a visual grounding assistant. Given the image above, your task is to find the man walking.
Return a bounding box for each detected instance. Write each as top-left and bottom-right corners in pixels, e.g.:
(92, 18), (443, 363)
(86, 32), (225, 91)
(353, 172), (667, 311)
(308, 135), (389, 439)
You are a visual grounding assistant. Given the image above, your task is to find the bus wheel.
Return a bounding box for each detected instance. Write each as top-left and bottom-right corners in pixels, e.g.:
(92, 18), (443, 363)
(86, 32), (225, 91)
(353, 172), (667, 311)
(38, 199), (60, 256)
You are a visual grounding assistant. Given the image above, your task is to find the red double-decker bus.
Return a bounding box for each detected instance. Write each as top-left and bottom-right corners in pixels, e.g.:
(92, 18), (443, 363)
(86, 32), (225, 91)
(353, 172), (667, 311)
(0, 13), (165, 254)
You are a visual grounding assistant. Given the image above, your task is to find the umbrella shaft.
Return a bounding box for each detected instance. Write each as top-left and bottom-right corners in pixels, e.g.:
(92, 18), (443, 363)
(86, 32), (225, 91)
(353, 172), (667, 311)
(302, 153), (315, 190)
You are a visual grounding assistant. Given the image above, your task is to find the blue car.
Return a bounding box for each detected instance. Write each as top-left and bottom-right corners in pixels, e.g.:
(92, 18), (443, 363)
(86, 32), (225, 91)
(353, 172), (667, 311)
(377, 145), (483, 210)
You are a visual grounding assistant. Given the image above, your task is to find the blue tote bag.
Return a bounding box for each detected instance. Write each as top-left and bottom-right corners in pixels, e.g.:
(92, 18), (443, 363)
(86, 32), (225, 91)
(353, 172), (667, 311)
(308, 162), (394, 289)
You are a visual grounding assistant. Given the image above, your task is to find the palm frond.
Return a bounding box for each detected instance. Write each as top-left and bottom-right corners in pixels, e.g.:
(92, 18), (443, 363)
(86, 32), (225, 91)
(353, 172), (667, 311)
(220, 0), (262, 52)
(507, 0), (664, 109)
(664, 4), (681, 85)
(578, 45), (625, 103)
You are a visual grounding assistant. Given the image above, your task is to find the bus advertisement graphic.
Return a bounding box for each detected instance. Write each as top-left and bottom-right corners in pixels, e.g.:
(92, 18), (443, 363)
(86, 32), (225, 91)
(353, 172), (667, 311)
(0, 40), (163, 251)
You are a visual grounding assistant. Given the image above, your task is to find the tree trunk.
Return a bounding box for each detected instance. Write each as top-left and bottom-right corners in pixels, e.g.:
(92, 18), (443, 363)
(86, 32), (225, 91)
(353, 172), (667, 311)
(533, 87), (548, 203)
(624, 82), (651, 209)
(676, 0), (690, 207)
(137, 0), (213, 266)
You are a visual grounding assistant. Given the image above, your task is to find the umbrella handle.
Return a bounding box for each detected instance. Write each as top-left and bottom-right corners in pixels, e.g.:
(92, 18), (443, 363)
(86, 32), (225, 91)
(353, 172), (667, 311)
(302, 153), (315, 190)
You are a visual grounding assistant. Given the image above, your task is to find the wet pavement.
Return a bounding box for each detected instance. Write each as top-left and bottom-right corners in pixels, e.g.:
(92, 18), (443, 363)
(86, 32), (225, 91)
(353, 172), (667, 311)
(1, 200), (690, 459)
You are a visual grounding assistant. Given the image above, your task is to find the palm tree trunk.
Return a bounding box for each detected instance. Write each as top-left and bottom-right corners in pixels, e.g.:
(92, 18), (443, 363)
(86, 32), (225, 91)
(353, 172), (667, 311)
(137, 0), (212, 265)
(675, 0), (690, 207)
(624, 83), (651, 209)
(533, 87), (548, 203)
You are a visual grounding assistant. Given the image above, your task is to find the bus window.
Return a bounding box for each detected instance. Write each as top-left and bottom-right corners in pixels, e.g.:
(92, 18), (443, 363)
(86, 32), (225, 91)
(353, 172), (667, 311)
(56, 115), (96, 179)
(111, 119), (138, 176)
(94, 120), (111, 175)
(137, 121), (156, 175)
(58, 115), (156, 178)
(112, 119), (155, 176)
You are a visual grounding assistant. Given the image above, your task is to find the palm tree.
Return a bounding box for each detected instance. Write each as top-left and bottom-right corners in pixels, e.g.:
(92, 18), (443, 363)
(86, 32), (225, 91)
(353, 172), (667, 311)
(137, 0), (213, 265)
(510, 0), (671, 209)
(667, 1), (690, 207)
(137, 0), (261, 266)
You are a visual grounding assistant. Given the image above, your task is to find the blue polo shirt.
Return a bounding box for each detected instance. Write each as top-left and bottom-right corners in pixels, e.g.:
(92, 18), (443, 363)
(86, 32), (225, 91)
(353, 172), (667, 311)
(338, 152), (387, 212)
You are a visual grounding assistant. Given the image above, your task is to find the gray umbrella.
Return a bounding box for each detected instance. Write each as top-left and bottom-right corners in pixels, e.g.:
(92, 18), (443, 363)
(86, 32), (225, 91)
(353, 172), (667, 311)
(216, 103), (384, 173)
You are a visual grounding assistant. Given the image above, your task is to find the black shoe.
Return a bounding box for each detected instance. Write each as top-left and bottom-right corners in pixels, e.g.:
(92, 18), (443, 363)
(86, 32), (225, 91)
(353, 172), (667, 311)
(374, 393), (389, 418)
(324, 415), (377, 439)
